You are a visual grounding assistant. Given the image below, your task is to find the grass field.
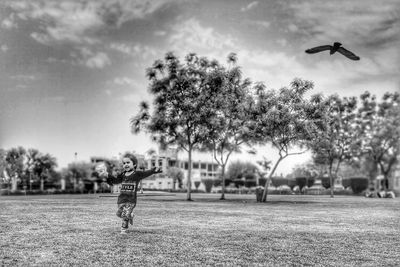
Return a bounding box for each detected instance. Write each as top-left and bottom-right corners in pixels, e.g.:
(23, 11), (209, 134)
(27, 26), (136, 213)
(1, 193), (399, 266)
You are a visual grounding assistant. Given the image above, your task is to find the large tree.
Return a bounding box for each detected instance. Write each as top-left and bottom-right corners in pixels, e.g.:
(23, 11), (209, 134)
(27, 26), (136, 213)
(5, 147), (26, 191)
(355, 91), (400, 191)
(202, 53), (254, 200)
(131, 52), (219, 201)
(308, 94), (358, 197)
(249, 79), (318, 202)
(26, 148), (41, 190)
(226, 160), (259, 181)
(30, 152), (57, 191)
(66, 161), (92, 192)
(167, 167), (184, 190)
(0, 148), (7, 182)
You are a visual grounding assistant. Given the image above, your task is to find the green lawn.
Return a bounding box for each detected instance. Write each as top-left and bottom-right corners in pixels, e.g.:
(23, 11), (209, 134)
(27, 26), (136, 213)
(1, 193), (399, 266)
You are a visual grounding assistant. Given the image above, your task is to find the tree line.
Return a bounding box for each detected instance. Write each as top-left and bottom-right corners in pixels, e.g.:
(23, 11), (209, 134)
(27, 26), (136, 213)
(131, 52), (400, 202)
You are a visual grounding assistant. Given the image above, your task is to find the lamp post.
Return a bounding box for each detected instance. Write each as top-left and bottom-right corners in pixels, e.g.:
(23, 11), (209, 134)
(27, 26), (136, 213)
(73, 152), (77, 193)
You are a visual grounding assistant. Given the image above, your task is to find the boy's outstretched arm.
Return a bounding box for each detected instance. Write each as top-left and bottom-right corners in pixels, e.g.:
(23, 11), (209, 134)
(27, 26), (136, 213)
(138, 167), (162, 180)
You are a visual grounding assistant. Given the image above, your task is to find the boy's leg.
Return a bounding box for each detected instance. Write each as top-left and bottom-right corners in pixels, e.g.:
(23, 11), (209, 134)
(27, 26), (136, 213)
(117, 204), (129, 233)
(127, 203), (135, 225)
(120, 203), (135, 226)
(116, 204), (124, 218)
(119, 203), (135, 232)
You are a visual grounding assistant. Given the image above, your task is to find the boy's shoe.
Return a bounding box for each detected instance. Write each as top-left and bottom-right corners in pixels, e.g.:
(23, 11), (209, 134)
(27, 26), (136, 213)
(120, 228), (128, 234)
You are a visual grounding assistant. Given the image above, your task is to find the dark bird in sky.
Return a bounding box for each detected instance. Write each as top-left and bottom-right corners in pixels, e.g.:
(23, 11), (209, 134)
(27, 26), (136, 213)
(305, 42), (360, 60)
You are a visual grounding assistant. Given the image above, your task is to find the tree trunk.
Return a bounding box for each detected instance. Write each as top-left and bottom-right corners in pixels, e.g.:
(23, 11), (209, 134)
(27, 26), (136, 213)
(329, 164), (334, 198)
(220, 164), (226, 200)
(40, 177), (44, 191)
(29, 173), (32, 191)
(261, 157), (283, 202)
(61, 178), (66, 191)
(186, 148), (192, 201)
(11, 174), (17, 192)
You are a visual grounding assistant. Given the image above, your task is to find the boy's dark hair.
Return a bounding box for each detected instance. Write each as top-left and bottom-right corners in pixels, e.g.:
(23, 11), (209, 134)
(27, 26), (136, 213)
(122, 153), (138, 168)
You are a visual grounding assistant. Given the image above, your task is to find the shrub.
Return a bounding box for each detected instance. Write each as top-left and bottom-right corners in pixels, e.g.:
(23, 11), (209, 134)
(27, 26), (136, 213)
(342, 178), (351, 189)
(244, 179), (257, 188)
(233, 179), (244, 188)
(287, 179), (297, 191)
(271, 177), (287, 188)
(321, 177), (333, 189)
(306, 177), (315, 188)
(194, 181), (201, 190)
(258, 178), (267, 187)
(202, 179), (214, 193)
(213, 178), (232, 187)
(213, 179), (221, 187)
(295, 177), (307, 192)
(244, 173), (256, 180)
(349, 177), (369, 194)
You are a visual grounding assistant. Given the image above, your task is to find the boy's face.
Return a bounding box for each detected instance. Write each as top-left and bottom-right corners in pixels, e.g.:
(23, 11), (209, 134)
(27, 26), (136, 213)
(122, 157), (136, 172)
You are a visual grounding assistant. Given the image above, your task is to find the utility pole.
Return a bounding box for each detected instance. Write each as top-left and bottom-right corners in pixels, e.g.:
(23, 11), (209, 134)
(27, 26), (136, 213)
(73, 152), (77, 193)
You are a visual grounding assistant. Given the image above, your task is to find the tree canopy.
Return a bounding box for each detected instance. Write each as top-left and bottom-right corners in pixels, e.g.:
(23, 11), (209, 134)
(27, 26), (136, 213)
(131, 52), (224, 200)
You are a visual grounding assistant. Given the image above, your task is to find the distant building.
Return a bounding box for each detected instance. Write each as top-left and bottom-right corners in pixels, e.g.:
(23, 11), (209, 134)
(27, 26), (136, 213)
(141, 148), (221, 191)
(391, 164), (400, 194)
(139, 148), (177, 191)
(177, 160), (220, 191)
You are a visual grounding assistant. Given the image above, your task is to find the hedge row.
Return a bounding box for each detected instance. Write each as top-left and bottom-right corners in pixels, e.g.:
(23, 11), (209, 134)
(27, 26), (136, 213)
(342, 177), (369, 194)
(271, 177), (315, 191)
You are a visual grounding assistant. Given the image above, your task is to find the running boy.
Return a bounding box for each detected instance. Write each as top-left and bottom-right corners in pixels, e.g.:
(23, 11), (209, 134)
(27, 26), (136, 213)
(97, 153), (161, 234)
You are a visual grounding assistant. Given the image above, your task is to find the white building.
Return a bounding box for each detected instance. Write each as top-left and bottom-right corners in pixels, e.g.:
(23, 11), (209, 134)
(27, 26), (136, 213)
(141, 149), (221, 191)
(178, 160), (221, 191)
(391, 164), (400, 194)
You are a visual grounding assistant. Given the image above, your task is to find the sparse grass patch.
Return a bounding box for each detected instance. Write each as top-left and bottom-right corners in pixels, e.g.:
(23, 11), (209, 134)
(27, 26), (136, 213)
(1, 193), (399, 266)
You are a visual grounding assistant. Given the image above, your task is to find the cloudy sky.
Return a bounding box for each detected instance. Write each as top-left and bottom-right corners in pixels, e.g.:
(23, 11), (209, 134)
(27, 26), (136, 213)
(1, 0), (399, 173)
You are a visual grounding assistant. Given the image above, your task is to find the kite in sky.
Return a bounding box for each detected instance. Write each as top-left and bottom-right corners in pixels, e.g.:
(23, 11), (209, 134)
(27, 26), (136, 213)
(305, 42), (360, 60)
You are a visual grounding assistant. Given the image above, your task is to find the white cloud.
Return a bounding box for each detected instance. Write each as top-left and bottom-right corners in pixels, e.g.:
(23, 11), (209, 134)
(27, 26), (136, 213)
(11, 74), (36, 81)
(241, 1), (259, 12)
(276, 39), (287, 47)
(288, 24), (298, 32)
(248, 20), (271, 29)
(1, 44), (9, 52)
(85, 52), (111, 69)
(110, 42), (132, 54)
(70, 47), (111, 69)
(5, 0), (174, 45)
(289, 0), (400, 47)
(238, 50), (305, 89)
(30, 32), (51, 45)
(154, 30), (167, 36)
(168, 18), (237, 59)
(1, 13), (18, 29)
(110, 42), (157, 59)
(11, 1), (104, 45)
(113, 77), (137, 86)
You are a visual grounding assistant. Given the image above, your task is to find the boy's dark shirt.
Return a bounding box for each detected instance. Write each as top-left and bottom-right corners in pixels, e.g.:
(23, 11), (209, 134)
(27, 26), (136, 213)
(106, 169), (158, 204)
